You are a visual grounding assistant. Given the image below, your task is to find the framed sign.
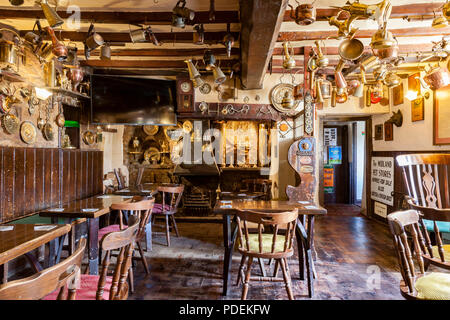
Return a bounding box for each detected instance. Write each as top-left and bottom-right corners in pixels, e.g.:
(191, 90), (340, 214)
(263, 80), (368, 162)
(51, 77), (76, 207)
(392, 83), (404, 106)
(434, 85), (450, 145)
(411, 97), (424, 122)
(324, 165), (334, 194)
(374, 124), (383, 140)
(371, 157), (394, 206)
(328, 146), (342, 165)
(324, 128), (337, 146)
(384, 122), (393, 141)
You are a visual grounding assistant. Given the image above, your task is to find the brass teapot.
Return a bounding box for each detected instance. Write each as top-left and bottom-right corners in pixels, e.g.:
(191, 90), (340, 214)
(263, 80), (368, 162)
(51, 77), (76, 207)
(282, 41), (296, 70)
(288, 1), (316, 26)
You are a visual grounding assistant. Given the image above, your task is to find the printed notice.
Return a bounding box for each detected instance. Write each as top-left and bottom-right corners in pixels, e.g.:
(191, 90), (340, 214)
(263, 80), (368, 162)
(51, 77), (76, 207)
(324, 128), (337, 146)
(371, 157), (394, 206)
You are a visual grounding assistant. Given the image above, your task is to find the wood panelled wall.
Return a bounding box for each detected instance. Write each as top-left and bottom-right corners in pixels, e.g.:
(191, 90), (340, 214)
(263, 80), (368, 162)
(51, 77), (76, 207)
(0, 147), (103, 223)
(371, 150), (449, 218)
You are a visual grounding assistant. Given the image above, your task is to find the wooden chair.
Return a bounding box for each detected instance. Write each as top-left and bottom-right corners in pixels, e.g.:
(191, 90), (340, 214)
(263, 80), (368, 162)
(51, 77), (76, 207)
(396, 154), (450, 271)
(0, 238), (86, 300)
(152, 184), (184, 247)
(388, 209), (450, 300)
(241, 179), (273, 200)
(135, 167), (144, 186)
(114, 168), (125, 190)
(98, 197), (154, 277)
(46, 215), (140, 300)
(235, 208), (298, 300)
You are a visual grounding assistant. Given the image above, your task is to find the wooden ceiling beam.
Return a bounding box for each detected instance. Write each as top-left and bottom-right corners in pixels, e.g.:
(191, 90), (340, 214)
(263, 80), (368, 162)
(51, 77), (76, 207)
(272, 44), (435, 56)
(0, 8), (239, 25)
(278, 27), (450, 42)
(240, 0), (288, 89)
(78, 47), (240, 57)
(20, 30), (239, 44)
(283, 3), (444, 22)
(80, 59), (239, 69)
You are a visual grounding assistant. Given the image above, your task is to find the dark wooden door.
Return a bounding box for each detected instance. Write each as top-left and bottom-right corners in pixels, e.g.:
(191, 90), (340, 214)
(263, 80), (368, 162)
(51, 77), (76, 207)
(324, 125), (350, 204)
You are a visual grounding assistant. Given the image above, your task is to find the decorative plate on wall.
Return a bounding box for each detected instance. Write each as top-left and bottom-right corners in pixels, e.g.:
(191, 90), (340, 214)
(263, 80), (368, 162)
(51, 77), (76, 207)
(144, 147), (161, 163)
(82, 130), (95, 145)
(270, 83), (302, 115)
(43, 123), (54, 141)
(2, 112), (19, 134)
(20, 121), (37, 144)
(143, 125), (159, 136)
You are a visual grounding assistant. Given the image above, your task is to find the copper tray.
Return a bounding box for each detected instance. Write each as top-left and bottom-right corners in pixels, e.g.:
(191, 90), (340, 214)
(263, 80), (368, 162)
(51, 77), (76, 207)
(83, 130), (95, 145)
(43, 123), (54, 141)
(20, 121), (37, 144)
(2, 112), (19, 134)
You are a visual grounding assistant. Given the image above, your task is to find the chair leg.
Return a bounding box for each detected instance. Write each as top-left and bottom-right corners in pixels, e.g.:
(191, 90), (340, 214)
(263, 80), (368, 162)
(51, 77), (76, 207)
(273, 259), (280, 277)
(258, 258), (267, 277)
(170, 215), (180, 237)
(280, 258), (294, 300)
(236, 255), (247, 285)
(128, 265), (135, 294)
(241, 257), (253, 300)
(136, 241), (149, 275)
(165, 215), (171, 247)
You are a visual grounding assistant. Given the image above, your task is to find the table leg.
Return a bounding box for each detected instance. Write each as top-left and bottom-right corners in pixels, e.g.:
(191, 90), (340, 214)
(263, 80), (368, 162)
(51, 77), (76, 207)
(0, 263), (8, 284)
(295, 227), (305, 280)
(145, 221), (152, 252)
(87, 218), (100, 275)
(222, 215), (238, 296)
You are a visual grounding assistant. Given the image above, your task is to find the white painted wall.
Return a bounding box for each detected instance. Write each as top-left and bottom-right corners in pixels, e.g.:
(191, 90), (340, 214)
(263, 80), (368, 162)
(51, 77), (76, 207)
(372, 78), (449, 152)
(355, 121), (366, 201)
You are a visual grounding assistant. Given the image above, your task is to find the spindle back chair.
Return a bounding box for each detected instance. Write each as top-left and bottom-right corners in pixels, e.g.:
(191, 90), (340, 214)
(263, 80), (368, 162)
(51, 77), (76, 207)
(235, 208), (298, 300)
(152, 184), (184, 246)
(96, 215), (140, 300)
(0, 238), (86, 300)
(396, 154), (450, 270)
(135, 167), (144, 187)
(388, 210), (450, 300)
(241, 179), (273, 200)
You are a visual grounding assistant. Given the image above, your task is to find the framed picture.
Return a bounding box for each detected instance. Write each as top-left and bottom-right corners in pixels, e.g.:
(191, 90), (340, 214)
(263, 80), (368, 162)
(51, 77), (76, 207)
(411, 97), (424, 122)
(384, 122), (393, 141)
(375, 124), (383, 140)
(434, 86), (450, 145)
(393, 83), (404, 106)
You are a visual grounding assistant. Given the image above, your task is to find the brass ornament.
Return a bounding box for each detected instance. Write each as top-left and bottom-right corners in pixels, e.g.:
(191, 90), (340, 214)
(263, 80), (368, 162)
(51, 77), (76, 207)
(143, 125), (159, 136)
(2, 112), (19, 134)
(20, 121), (37, 144)
(43, 123), (54, 141)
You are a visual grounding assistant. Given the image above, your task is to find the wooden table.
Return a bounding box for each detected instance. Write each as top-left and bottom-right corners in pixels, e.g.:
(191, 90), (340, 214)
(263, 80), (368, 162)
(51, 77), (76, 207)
(0, 224), (71, 283)
(113, 183), (160, 197)
(39, 194), (132, 275)
(219, 191), (265, 200)
(214, 199), (327, 297)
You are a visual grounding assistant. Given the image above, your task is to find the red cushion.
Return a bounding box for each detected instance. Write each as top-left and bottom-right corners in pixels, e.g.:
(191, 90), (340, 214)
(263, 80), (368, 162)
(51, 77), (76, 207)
(43, 274), (112, 300)
(152, 203), (171, 214)
(97, 224), (124, 241)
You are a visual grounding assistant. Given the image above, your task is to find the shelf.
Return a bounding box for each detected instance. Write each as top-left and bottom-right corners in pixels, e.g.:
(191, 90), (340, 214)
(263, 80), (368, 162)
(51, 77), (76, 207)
(46, 87), (90, 100)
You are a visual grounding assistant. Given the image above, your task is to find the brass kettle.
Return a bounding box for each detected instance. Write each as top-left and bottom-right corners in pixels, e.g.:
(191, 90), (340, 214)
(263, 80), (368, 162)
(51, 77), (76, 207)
(288, 2), (316, 26)
(281, 91), (295, 109)
(417, 64), (450, 90)
(370, 23), (396, 50)
(282, 41), (296, 70)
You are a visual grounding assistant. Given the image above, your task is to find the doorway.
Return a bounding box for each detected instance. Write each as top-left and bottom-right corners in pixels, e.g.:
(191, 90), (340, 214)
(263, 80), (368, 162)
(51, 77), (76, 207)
(319, 117), (371, 216)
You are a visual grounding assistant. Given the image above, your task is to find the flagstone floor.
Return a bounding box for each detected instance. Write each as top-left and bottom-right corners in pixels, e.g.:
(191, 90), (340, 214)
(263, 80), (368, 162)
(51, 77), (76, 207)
(128, 215), (411, 300)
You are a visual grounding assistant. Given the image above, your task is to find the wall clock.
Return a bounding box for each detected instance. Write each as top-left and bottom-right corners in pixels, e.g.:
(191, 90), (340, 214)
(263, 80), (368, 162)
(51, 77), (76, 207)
(176, 76), (195, 113)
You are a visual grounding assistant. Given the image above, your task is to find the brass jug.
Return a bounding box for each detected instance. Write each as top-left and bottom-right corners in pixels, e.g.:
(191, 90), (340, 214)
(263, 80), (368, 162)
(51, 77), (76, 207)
(282, 42), (296, 70)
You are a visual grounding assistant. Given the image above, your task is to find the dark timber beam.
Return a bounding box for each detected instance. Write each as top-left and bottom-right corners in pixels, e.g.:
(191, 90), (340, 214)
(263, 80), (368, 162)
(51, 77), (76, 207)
(240, 0), (288, 89)
(80, 59), (238, 69)
(20, 30), (239, 44)
(0, 7), (239, 25)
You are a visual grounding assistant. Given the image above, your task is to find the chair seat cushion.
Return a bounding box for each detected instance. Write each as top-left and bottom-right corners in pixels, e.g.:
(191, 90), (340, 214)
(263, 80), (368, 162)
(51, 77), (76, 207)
(43, 275), (112, 300)
(423, 219), (450, 233)
(431, 244), (450, 262)
(152, 203), (171, 214)
(98, 224), (127, 241)
(240, 233), (287, 254)
(415, 272), (450, 300)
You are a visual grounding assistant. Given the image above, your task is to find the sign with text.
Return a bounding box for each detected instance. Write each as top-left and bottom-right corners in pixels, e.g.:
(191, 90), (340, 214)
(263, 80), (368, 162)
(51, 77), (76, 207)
(371, 157), (394, 206)
(374, 201), (388, 218)
(328, 146), (342, 165)
(324, 128), (337, 146)
(324, 166), (334, 193)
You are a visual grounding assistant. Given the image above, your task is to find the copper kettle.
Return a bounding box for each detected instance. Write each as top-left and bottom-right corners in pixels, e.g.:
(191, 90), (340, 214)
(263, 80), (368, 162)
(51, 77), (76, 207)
(45, 26), (67, 61)
(288, 1), (316, 26)
(418, 64), (450, 90)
